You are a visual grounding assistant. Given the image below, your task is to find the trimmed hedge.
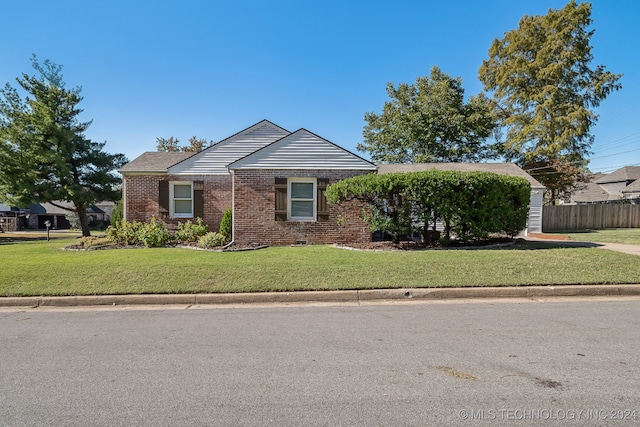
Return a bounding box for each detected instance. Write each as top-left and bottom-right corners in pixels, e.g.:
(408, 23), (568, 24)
(326, 170), (530, 243)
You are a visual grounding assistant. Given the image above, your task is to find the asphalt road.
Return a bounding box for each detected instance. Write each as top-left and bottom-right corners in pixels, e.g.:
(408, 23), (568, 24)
(1, 298), (639, 426)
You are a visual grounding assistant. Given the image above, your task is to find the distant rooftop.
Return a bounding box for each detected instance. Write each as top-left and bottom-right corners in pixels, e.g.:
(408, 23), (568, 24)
(594, 166), (640, 184)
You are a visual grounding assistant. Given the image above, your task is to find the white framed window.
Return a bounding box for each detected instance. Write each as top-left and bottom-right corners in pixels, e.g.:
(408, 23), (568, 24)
(288, 178), (316, 221)
(170, 181), (193, 218)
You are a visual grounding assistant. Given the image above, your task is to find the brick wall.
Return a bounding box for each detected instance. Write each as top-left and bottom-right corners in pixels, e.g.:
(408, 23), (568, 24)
(233, 169), (372, 246)
(123, 174), (232, 231)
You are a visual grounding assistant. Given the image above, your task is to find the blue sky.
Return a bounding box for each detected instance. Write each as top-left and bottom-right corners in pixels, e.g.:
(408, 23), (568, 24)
(2, 0), (638, 174)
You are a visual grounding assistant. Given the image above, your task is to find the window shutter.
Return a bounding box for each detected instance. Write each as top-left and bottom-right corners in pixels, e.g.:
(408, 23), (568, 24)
(158, 181), (169, 218)
(317, 178), (329, 221)
(193, 181), (204, 218)
(275, 177), (287, 221)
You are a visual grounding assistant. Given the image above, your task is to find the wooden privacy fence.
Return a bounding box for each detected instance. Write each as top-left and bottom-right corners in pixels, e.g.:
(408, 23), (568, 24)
(543, 204), (640, 231)
(0, 217), (18, 232)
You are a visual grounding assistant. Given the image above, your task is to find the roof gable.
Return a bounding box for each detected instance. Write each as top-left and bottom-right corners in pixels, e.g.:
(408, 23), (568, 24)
(229, 129), (377, 171)
(168, 120), (291, 175)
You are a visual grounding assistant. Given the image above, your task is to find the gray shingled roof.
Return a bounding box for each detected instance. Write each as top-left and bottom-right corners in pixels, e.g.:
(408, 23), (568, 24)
(622, 178), (640, 193)
(29, 202), (105, 215)
(119, 152), (193, 173)
(594, 166), (640, 184)
(571, 182), (621, 203)
(377, 163), (544, 188)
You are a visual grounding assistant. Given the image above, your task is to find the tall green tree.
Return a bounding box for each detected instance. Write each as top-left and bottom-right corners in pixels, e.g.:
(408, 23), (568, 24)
(478, 0), (621, 203)
(358, 66), (498, 164)
(0, 56), (127, 236)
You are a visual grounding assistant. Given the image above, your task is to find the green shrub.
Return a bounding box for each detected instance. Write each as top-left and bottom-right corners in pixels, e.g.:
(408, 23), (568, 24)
(77, 236), (111, 248)
(198, 232), (226, 248)
(110, 200), (123, 225)
(137, 217), (171, 248)
(107, 219), (144, 245)
(107, 218), (170, 247)
(219, 208), (232, 243)
(175, 218), (208, 242)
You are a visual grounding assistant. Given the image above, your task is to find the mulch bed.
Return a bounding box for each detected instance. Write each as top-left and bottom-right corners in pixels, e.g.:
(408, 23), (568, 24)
(56, 235), (516, 252)
(61, 241), (269, 252)
(339, 237), (516, 251)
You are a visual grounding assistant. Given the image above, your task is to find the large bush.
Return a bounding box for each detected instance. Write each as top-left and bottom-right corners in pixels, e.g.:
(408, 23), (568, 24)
(326, 170), (530, 243)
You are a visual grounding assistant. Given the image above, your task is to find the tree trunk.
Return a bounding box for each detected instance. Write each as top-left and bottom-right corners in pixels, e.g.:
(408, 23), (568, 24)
(75, 203), (91, 237)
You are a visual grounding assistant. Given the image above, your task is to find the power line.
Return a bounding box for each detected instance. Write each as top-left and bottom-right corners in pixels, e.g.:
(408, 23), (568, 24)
(594, 163), (640, 174)
(596, 103), (640, 127)
(592, 131), (640, 151)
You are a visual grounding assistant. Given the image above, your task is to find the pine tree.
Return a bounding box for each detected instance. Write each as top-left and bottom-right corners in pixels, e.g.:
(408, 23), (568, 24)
(0, 55), (127, 236)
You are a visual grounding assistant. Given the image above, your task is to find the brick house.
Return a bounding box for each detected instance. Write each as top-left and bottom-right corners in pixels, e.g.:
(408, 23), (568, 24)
(119, 120), (377, 246)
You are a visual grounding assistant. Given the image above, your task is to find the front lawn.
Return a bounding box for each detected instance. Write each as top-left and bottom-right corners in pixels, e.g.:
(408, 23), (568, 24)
(1, 238), (640, 297)
(546, 228), (640, 245)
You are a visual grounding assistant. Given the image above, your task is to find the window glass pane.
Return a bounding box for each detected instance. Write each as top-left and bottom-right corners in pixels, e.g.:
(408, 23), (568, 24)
(291, 182), (313, 199)
(174, 184), (192, 199)
(174, 200), (192, 214)
(291, 201), (313, 218)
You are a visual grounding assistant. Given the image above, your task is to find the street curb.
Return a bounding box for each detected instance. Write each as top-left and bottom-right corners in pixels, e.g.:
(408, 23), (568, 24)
(1, 285), (640, 308)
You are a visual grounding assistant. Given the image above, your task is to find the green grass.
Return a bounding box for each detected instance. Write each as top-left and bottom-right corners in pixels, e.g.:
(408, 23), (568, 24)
(1, 237), (640, 297)
(547, 228), (640, 245)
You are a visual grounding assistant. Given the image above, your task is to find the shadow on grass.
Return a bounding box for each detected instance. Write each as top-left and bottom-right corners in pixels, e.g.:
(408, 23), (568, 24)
(0, 234), (71, 245)
(511, 239), (603, 250)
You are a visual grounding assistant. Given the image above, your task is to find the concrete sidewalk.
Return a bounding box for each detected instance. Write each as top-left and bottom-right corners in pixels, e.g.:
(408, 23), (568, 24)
(524, 235), (640, 256)
(590, 242), (640, 256)
(2, 284), (640, 308)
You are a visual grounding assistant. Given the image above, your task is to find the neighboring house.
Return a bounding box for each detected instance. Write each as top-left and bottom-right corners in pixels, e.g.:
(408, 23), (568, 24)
(566, 166), (640, 204)
(120, 120), (377, 246)
(377, 163), (546, 234)
(622, 178), (640, 201)
(595, 166), (640, 195)
(0, 203), (18, 232)
(94, 201), (116, 223)
(1, 200), (118, 231)
(121, 120), (546, 244)
(27, 202), (106, 229)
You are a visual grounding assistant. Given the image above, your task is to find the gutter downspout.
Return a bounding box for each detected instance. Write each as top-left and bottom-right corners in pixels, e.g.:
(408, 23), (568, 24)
(222, 168), (235, 249)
